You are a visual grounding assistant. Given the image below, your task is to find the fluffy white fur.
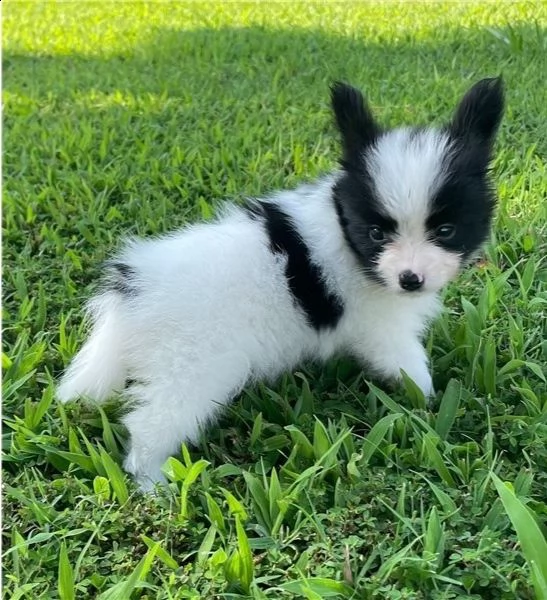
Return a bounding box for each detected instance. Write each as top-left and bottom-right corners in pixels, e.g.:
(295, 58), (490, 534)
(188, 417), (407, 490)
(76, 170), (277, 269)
(58, 79), (504, 490)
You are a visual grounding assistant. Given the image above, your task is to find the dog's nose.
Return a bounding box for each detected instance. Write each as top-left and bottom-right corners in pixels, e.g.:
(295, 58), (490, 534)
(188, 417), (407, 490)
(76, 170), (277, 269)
(399, 270), (424, 291)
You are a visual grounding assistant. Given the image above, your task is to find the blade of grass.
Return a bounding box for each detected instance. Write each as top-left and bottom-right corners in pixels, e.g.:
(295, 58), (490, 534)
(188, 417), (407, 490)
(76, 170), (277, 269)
(58, 542), (75, 600)
(492, 473), (547, 599)
(435, 379), (462, 440)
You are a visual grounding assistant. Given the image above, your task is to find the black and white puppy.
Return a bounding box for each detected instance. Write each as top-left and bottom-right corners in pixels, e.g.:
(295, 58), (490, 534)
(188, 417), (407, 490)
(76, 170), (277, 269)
(58, 79), (504, 489)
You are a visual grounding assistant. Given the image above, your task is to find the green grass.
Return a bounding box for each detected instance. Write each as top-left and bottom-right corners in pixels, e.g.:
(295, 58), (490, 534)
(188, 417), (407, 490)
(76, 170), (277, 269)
(3, 2), (547, 598)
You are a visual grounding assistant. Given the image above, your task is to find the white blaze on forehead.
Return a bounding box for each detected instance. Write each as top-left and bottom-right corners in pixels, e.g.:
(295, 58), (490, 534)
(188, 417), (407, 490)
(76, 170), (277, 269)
(365, 128), (453, 222)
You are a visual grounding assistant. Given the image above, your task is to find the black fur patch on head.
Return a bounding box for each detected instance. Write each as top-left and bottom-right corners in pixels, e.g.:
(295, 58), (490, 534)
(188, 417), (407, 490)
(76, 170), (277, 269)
(427, 78), (504, 259)
(333, 162), (396, 286)
(247, 201), (344, 330)
(104, 261), (139, 296)
(330, 82), (392, 285)
(427, 143), (497, 259)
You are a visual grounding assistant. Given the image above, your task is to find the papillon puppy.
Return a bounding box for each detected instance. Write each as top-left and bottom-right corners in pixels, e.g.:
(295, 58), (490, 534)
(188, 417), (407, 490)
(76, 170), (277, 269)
(58, 78), (504, 489)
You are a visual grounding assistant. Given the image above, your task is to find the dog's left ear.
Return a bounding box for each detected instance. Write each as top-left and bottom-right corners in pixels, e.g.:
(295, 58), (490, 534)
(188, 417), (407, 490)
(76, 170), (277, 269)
(450, 77), (504, 145)
(331, 82), (379, 163)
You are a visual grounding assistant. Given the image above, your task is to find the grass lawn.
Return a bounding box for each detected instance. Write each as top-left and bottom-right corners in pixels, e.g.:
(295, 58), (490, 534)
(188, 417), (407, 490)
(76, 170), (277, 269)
(3, 2), (547, 598)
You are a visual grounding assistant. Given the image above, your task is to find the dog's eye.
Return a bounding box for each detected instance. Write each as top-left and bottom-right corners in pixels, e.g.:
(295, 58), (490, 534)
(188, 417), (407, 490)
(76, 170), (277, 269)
(369, 226), (386, 243)
(435, 224), (456, 240)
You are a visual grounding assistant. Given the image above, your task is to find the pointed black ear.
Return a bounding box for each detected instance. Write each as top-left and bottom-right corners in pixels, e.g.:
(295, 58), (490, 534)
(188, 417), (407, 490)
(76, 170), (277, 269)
(450, 77), (504, 144)
(331, 82), (379, 162)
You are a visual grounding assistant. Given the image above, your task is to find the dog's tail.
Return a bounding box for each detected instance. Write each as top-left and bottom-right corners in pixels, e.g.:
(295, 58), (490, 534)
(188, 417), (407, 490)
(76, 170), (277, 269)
(57, 292), (127, 404)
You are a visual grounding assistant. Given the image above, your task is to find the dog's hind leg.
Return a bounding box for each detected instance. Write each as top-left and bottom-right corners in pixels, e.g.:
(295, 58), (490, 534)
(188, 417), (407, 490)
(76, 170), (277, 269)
(121, 372), (244, 491)
(121, 408), (172, 491)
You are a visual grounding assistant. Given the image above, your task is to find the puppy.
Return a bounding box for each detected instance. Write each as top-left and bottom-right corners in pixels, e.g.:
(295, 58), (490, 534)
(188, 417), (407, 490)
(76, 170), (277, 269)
(58, 78), (504, 490)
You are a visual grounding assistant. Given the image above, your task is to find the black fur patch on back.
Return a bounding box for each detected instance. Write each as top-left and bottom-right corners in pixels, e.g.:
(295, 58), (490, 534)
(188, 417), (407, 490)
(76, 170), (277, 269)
(104, 261), (139, 296)
(246, 201), (344, 330)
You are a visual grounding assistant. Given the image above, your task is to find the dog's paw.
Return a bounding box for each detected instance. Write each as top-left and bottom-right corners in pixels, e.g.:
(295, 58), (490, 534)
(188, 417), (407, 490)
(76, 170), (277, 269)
(402, 368), (435, 405)
(123, 452), (167, 495)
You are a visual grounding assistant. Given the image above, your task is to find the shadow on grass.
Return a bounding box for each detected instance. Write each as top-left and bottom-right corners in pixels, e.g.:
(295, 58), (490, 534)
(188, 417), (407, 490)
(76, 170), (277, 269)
(4, 22), (546, 120)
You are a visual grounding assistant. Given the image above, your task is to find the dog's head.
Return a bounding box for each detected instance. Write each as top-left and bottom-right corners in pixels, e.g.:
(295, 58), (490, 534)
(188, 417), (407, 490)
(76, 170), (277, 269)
(332, 78), (504, 294)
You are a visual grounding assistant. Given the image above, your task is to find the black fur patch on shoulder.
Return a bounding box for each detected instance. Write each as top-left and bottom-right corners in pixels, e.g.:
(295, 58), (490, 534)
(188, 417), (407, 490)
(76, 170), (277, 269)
(104, 261), (139, 296)
(246, 201), (344, 330)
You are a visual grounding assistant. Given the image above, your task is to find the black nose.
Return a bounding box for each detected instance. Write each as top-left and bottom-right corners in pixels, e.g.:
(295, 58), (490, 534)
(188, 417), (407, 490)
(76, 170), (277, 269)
(399, 270), (424, 291)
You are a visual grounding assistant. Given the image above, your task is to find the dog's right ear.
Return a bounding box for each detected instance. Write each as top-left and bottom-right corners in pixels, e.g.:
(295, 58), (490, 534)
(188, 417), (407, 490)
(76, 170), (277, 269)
(331, 82), (379, 163)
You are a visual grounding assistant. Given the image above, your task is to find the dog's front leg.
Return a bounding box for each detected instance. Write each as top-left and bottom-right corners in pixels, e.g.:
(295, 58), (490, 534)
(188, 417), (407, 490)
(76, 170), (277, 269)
(352, 334), (435, 401)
